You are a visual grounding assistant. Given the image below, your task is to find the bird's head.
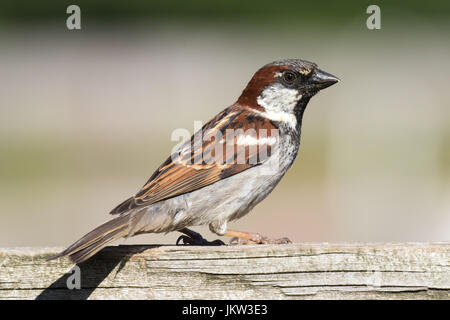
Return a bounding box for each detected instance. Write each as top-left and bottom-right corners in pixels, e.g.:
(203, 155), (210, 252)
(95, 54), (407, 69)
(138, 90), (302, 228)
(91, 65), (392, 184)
(237, 59), (339, 125)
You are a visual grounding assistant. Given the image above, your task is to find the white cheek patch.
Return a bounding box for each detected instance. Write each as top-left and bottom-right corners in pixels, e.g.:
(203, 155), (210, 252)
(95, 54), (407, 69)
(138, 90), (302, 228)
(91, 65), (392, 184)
(257, 83), (301, 113)
(256, 83), (301, 127)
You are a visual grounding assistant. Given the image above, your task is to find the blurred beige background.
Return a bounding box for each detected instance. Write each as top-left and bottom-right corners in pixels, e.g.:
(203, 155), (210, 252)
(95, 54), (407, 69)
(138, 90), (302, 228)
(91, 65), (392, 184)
(0, 14), (449, 247)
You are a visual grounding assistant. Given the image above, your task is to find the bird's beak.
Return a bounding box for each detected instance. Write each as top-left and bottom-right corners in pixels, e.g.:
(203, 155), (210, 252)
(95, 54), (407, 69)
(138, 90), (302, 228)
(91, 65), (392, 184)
(310, 68), (340, 90)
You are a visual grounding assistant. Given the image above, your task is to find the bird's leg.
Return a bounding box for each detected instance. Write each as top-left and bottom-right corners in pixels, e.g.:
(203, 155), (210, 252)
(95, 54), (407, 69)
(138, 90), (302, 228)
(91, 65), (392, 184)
(176, 227), (225, 246)
(225, 229), (292, 245)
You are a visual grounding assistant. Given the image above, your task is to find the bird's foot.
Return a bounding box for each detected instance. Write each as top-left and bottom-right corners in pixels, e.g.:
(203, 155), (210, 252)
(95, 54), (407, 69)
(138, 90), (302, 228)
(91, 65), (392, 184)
(176, 235), (225, 246)
(227, 230), (291, 245)
(176, 228), (225, 246)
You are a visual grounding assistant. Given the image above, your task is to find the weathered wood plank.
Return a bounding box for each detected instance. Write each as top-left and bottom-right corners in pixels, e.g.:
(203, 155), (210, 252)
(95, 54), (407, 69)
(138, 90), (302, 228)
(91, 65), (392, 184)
(0, 243), (449, 299)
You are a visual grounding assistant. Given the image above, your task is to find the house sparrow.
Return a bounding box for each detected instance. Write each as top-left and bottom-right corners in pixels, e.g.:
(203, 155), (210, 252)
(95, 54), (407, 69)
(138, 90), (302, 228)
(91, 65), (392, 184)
(52, 59), (339, 263)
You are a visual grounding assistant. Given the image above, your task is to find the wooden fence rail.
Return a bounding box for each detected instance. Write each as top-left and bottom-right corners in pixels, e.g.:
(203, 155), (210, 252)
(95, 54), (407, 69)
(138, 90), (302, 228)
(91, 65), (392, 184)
(0, 243), (449, 299)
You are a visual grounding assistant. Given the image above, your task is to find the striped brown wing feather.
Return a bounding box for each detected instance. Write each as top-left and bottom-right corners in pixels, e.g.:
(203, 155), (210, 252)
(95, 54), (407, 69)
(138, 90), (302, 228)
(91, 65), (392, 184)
(110, 106), (278, 215)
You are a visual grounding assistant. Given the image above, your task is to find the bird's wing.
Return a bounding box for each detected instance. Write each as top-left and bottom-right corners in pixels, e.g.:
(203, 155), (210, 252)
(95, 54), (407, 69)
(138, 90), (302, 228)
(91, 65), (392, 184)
(110, 105), (279, 215)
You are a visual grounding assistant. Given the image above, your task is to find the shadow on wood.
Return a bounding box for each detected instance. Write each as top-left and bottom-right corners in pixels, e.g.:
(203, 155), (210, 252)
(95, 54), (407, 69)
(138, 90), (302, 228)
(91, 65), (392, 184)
(36, 246), (156, 300)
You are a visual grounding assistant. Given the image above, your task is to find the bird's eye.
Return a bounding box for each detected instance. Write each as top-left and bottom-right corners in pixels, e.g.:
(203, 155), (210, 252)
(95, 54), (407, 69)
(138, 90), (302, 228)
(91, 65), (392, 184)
(282, 71), (297, 84)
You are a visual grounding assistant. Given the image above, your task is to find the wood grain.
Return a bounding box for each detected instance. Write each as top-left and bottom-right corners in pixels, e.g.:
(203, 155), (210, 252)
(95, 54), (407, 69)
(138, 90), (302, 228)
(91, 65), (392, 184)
(0, 243), (449, 299)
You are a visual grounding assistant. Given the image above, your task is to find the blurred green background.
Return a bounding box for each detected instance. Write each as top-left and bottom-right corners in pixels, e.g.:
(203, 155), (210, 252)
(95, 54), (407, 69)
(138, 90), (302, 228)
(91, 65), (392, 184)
(0, 1), (449, 247)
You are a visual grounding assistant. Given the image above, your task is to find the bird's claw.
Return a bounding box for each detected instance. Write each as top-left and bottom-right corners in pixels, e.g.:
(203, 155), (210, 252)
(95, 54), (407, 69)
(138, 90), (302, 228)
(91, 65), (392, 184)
(176, 235), (225, 246)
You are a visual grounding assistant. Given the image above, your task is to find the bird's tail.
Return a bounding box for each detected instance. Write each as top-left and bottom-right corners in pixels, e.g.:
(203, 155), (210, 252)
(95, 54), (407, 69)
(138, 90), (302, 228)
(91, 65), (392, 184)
(49, 214), (131, 264)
